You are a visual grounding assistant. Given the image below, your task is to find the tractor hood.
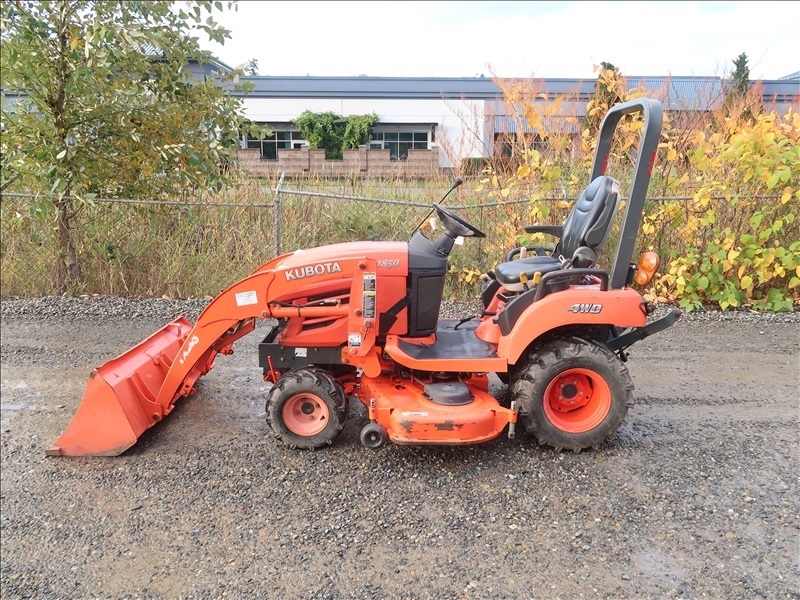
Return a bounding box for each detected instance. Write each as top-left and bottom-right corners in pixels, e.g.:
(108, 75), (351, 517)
(275, 241), (409, 277)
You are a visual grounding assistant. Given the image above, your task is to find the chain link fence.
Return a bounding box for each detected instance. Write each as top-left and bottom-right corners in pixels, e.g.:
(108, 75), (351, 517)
(1, 191), (276, 298)
(0, 178), (780, 299)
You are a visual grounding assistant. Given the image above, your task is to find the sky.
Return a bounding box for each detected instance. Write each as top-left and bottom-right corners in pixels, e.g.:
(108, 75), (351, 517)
(201, 1), (799, 81)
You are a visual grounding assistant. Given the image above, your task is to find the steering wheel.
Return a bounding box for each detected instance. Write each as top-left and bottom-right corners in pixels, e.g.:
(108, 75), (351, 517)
(434, 203), (486, 239)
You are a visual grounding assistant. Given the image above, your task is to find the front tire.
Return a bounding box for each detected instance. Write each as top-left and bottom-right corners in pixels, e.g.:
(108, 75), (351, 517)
(511, 337), (633, 452)
(266, 368), (348, 450)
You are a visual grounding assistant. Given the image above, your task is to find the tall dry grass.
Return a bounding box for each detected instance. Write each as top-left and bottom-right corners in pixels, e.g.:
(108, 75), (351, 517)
(2, 76), (797, 306)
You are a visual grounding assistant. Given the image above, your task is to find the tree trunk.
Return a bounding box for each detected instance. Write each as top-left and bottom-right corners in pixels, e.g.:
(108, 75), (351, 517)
(50, 6), (79, 294)
(55, 197), (80, 294)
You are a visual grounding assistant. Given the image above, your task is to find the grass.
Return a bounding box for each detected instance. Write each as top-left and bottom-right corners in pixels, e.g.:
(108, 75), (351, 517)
(2, 82), (796, 303)
(0, 175), (682, 300)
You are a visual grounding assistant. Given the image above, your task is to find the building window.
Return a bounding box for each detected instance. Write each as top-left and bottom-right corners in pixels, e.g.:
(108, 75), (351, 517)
(244, 130), (306, 160)
(369, 130), (429, 160)
(244, 124), (433, 161)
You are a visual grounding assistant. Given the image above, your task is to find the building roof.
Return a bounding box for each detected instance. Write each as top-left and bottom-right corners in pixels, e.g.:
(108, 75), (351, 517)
(235, 75), (797, 110)
(236, 76), (505, 99)
(624, 76), (725, 109)
(235, 76), (605, 100)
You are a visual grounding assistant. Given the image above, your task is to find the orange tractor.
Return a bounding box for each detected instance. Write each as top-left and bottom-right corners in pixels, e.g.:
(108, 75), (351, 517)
(48, 99), (679, 457)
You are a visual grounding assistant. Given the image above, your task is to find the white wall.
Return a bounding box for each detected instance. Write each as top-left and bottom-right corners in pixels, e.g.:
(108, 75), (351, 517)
(241, 97), (488, 168)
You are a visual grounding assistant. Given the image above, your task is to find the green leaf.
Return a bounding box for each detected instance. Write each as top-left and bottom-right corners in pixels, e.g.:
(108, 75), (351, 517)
(766, 173), (780, 189)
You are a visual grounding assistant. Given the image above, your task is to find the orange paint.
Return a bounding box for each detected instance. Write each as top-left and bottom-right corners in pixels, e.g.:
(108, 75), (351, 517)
(357, 376), (515, 445)
(474, 317), (501, 345)
(48, 256), (378, 456)
(498, 286), (647, 364)
(282, 393), (331, 436)
(543, 367), (611, 433)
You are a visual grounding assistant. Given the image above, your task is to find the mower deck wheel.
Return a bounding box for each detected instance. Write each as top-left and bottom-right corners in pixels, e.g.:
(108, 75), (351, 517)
(511, 336), (633, 452)
(266, 368), (348, 450)
(360, 422), (388, 450)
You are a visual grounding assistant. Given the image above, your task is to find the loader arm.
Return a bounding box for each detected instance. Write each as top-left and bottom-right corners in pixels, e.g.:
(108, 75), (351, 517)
(154, 269), (279, 410)
(48, 257), (374, 456)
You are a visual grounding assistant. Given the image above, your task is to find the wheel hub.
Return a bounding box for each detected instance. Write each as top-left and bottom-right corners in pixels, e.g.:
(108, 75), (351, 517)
(561, 383), (578, 399)
(550, 376), (590, 412)
(542, 367), (612, 434)
(282, 393), (329, 436)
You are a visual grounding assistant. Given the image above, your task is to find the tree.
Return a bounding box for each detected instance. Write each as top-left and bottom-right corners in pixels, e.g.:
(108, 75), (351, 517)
(293, 111), (379, 160)
(294, 111), (344, 159)
(341, 113), (379, 150)
(0, 1), (256, 292)
(585, 62), (624, 135)
(722, 52), (756, 123)
(730, 52), (750, 96)
(596, 62), (622, 106)
(244, 57), (259, 76)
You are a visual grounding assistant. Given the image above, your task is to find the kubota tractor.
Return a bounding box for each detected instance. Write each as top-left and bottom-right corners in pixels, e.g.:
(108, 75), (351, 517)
(48, 98), (680, 457)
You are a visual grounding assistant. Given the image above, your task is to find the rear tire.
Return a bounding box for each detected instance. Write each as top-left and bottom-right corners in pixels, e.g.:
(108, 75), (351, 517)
(266, 368), (348, 450)
(511, 337), (633, 452)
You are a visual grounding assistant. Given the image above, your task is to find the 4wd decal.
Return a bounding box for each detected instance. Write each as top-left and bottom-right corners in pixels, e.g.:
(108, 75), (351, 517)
(284, 261), (343, 281)
(567, 303), (603, 314)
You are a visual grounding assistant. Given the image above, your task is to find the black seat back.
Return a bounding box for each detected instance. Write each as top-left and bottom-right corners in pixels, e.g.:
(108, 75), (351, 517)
(558, 175), (621, 266)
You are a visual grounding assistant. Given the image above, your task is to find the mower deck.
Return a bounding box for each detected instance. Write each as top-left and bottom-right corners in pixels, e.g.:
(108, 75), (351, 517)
(358, 374), (516, 445)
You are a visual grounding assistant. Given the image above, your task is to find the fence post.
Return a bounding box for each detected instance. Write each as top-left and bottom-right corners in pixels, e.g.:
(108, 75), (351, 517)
(273, 172), (285, 257)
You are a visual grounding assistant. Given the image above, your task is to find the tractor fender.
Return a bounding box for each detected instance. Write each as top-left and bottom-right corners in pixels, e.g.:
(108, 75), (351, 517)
(497, 287), (647, 365)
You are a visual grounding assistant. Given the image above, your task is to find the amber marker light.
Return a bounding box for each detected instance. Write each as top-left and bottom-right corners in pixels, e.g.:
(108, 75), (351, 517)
(635, 251), (660, 286)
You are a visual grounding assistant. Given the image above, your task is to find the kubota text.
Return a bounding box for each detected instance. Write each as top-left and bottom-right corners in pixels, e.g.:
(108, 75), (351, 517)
(285, 262), (343, 281)
(178, 335), (200, 365)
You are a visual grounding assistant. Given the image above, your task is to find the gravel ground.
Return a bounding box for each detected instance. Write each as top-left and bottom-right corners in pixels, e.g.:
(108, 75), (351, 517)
(1, 296), (798, 599)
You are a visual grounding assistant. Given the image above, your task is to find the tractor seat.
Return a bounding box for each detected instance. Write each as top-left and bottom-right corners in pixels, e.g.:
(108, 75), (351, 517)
(494, 175), (621, 293)
(493, 256), (564, 292)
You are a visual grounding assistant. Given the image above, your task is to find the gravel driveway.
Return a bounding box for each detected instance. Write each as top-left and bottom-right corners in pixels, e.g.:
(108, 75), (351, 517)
(1, 297), (798, 599)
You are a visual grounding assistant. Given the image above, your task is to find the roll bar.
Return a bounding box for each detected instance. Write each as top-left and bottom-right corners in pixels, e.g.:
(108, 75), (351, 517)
(589, 98), (663, 289)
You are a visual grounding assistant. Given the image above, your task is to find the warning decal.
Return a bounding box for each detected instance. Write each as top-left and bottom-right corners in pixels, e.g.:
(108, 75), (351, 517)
(362, 273), (376, 319)
(235, 290), (258, 306)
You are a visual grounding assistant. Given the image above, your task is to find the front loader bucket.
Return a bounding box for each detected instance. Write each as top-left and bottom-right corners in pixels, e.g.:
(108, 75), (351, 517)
(47, 318), (194, 457)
